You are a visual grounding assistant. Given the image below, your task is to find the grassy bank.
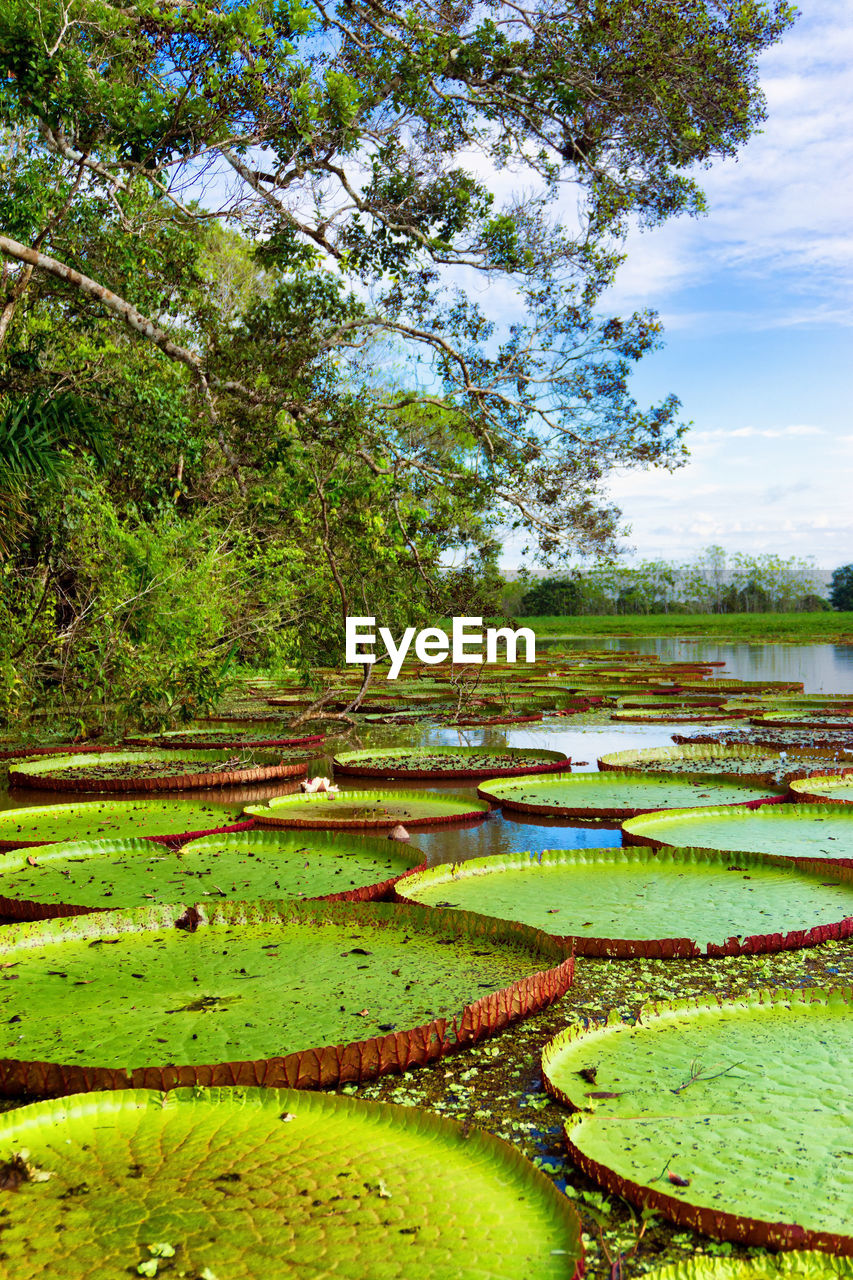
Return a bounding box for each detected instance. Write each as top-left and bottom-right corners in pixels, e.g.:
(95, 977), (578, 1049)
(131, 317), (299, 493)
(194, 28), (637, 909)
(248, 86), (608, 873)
(509, 611), (853, 644)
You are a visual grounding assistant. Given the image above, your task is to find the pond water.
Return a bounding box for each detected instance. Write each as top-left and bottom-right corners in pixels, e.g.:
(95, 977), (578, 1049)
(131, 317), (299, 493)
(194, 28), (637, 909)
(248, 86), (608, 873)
(1, 636), (848, 872)
(540, 634), (853, 694)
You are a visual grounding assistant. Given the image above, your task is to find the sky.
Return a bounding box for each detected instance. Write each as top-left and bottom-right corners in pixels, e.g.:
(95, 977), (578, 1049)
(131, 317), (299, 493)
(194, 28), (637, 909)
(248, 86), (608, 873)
(504, 0), (853, 571)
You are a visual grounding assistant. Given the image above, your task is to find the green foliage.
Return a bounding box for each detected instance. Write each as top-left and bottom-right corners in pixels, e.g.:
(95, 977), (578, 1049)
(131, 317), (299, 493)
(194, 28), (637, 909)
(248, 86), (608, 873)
(520, 577), (584, 616)
(830, 564), (853, 612)
(0, 0), (799, 722)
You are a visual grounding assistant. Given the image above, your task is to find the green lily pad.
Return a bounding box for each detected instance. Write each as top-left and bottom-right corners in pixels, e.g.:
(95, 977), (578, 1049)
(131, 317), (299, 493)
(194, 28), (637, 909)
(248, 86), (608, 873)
(126, 730), (325, 749)
(752, 712), (853, 729)
(476, 772), (783, 819)
(8, 749), (308, 792)
(598, 744), (853, 787)
(0, 899), (573, 1095)
(332, 747), (568, 780)
(0, 831), (426, 920)
(243, 789), (490, 829)
(541, 987), (853, 1250)
(0, 1087), (583, 1279)
(644, 1256), (853, 1280)
(0, 799), (249, 850)
(611, 709), (747, 723)
(623, 804), (853, 866)
(395, 846), (853, 958)
(790, 774), (853, 804)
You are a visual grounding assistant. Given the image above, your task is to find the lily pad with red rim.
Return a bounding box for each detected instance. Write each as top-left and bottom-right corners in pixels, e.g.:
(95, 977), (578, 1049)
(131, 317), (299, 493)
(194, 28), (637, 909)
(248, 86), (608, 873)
(622, 803), (853, 867)
(243, 789), (491, 829)
(0, 1086), (583, 1280)
(642, 1257), (853, 1280)
(789, 773), (853, 804)
(332, 746), (568, 780)
(394, 846), (853, 958)
(8, 748), (309, 792)
(0, 898), (574, 1096)
(125, 729), (326, 749)
(0, 829), (426, 920)
(597, 743), (853, 787)
(477, 772), (784, 819)
(0, 799), (250, 850)
(541, 987), (853, 1251)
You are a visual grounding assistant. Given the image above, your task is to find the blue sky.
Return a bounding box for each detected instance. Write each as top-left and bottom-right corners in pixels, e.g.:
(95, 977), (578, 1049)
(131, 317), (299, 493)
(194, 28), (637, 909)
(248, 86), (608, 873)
(588, 0), (853, 570)
(504, 0), (853, 571)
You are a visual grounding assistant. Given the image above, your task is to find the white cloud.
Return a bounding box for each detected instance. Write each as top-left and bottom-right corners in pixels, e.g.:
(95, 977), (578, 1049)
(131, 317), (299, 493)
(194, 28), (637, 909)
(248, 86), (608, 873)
(601, 0), (853, 326)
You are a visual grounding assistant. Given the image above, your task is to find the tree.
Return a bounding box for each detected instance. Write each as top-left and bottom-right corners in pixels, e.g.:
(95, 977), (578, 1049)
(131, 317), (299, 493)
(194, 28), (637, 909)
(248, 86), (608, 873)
(520, 577), (583, 616)
(830, 565), (853, 612)
(0, 0), (795, 554)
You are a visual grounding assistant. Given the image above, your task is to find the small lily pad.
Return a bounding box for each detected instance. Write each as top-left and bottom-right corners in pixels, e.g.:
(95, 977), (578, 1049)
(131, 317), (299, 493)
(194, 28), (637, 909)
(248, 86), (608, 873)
(244, 789), (491, 829)
(333, 747), (568, 780)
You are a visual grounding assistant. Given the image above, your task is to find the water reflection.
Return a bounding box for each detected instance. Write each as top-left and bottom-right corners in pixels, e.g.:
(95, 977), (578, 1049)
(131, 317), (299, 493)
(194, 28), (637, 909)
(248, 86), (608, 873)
(539, 635), (853, 694)
(406, 809), (622, 866)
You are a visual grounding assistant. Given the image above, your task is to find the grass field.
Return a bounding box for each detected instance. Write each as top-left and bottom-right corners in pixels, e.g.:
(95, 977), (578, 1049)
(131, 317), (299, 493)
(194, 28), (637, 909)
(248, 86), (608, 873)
(508, 611), (853, 644)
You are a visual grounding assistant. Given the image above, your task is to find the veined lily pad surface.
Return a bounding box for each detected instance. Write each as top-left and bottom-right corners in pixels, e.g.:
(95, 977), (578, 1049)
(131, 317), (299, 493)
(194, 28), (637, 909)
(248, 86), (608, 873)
(8, 748), (308, 792)
(611, 709), (747, 723)
(126, 729), (325, 749)
(0, 900), (573, 1095)
(643, 1256), (853, 1280)
(752, 712), (853, 729)
(395, 847), (853, 958)
(0, 799), (248, 850)
(790, 773), (853, 804)
(0, 1088), (583, 1280)
(542, 987), (853, 1250)
(597, 743), (853, 787)
(332, 746), (568, 779)
(623, 804), (853, 866)
(0, 831), (425, 919)
(244, 789), (490, 829)
(476, 772), (783, 819)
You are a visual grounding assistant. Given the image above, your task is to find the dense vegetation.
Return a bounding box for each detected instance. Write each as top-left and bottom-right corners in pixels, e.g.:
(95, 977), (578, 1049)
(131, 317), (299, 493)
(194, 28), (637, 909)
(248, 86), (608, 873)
(0, 0), (795, 730)
(511, 547), (832, 617)
(831, 565), (853, 612)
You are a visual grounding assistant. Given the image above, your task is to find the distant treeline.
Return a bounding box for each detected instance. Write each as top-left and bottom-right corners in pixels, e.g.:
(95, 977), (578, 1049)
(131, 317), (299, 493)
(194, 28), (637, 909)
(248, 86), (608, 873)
(506, 547), (832, 616)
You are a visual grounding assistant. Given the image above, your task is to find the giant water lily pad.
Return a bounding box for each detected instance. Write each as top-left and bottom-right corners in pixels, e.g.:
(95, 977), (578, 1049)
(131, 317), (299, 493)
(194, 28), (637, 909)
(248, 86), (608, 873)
(333, 747), (568, 779)
(477, 772), (783, 819)
(8, 748), (308, 792)
(790, 773), (853, 804)
(751, 712), (853, 729)
(643, 1257), (853, 1280)
(243, 789), (490, 829)
(541, 987), (853, 1250)
(611, 708), (747, 723)
(126, 729), (325, 749)
(597, 743), (853, 787)
(0, 831), (426, 920)
(0, 799), (249, 850)
(623, 804), (853, 866)
(0, 1087), (583, 1279)
(0, 899), (573, 1095)
(395, 847), (853, 958)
